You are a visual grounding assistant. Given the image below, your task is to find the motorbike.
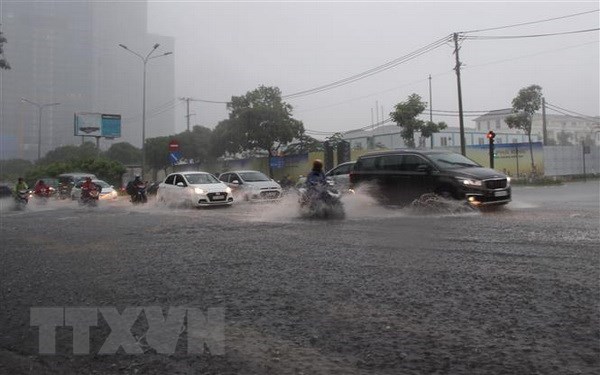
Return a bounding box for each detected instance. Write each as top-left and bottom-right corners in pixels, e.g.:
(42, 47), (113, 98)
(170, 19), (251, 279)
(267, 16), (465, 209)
(33, 186), (53, 205)
(80, 186), (100, 207)
(130, 183), (148, 204)
(298, 180), (345, 219)
(14, 189), (31, 210)
(57, 183), (71, 200)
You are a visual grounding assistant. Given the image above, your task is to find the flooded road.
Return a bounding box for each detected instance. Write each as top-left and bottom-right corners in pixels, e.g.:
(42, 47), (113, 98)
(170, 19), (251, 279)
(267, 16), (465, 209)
(1, 181), (598, 374)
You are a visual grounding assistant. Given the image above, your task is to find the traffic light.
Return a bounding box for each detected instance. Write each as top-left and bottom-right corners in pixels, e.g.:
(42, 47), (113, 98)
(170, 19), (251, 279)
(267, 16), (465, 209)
(486, 131), (496, 169)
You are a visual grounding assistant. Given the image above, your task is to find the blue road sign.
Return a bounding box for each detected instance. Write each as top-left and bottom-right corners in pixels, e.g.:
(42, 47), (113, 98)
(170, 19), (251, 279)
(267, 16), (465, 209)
(169, 151), (182, 165)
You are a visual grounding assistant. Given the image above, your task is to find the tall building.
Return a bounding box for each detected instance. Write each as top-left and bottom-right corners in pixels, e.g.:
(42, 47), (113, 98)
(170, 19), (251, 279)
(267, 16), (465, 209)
(0, 1), (175, 160)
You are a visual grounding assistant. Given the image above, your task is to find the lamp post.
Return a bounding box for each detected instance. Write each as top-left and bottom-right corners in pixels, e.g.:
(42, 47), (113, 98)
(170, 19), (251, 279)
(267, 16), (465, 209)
(118, 43), (172, 176)
(20, 98), (60, 161)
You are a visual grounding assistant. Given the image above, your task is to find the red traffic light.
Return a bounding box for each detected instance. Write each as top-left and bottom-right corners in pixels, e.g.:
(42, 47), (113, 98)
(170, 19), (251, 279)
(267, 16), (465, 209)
(486, 131), (496, 140)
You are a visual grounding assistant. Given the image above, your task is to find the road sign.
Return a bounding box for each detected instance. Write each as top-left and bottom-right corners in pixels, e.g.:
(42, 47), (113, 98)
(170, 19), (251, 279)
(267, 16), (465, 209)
(169, 140), (180, 151)
(169, 151), (182, 165)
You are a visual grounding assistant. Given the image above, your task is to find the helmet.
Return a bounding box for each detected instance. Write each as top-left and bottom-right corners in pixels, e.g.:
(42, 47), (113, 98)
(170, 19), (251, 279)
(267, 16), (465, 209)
(134, 175), (141, 180)
(312, 159), (323, 172)
(85, 176), (92, 181)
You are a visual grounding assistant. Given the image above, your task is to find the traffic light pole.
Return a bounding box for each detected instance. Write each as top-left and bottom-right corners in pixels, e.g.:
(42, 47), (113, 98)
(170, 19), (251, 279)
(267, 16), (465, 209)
(487, 131), (495, 169)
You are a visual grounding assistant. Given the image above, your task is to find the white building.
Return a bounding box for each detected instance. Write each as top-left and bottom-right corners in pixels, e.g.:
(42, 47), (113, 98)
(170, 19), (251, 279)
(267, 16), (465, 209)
(342, 109), (600, 151)
(473, 109), (600, 146)
(341, 124), (530, 150)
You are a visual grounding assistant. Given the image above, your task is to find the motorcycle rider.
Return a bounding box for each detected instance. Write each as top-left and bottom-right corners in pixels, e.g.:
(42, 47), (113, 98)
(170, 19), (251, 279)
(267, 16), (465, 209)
(126, 175), (144, 197)
(34, 179), (51, 197)
(81, 176), (99, 199)
(306, 159), (327, 187)
(13, 177), (28, 197)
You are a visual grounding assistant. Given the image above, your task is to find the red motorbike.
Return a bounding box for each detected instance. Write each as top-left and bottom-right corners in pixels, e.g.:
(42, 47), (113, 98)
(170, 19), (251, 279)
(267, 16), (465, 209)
(80, 185), (100, 207)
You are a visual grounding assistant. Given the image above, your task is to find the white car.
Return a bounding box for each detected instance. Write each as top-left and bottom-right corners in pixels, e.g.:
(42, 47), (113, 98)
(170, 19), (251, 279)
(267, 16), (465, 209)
(218, 170), (282, 201)
(325, 161), (356, 189)
(70, 179), (118, 200)
(157, 172), (233, 207)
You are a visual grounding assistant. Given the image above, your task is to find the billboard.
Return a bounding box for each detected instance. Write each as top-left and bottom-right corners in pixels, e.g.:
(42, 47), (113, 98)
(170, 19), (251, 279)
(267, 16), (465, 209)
(74, 113), (121, 138)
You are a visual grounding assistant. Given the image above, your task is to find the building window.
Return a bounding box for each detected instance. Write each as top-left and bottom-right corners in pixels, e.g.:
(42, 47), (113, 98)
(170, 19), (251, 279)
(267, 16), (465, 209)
(478, 138), (485, 145)
(495, 119), (501, 129)
(512, 138), (518, 143)
(487, 120), (491, 129)
(440, 137), (448, 146)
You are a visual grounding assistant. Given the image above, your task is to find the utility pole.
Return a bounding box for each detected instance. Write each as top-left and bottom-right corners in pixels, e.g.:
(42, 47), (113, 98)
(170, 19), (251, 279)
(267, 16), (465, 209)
(428, 74), (433, 123)
(179, 97), (203, 132)
(542, 97), (548, 146)
(453, 33), (466, 156)
(429, 74), (434, 148)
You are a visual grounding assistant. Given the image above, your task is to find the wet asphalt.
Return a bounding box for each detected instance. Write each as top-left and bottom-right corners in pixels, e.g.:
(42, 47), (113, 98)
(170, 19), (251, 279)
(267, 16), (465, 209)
(0, 181), (598, 374)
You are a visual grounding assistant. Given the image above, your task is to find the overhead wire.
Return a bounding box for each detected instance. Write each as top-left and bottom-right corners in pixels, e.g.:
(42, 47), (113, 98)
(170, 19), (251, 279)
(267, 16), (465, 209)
(461, 9), (599, 34)
(463, 28), (600, 40)
(545, 102), (600, 123)
(282, 34), (453, 100)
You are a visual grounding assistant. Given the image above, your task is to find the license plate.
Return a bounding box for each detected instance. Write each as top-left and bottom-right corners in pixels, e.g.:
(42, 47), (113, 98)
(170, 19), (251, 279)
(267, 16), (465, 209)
(265, 192), (278, 198)
(212, 194), (225, 200)
(494, 190), (508, 197)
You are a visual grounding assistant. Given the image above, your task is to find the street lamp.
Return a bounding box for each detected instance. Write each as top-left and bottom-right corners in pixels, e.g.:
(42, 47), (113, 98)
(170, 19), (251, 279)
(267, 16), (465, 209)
(118, 43), (172, 177)
(20, 98), (60, 161)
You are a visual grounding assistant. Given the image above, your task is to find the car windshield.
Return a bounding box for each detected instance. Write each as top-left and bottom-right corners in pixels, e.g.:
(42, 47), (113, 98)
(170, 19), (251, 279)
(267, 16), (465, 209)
(239, 172), (270, 182)
(428, 153), (481, 169)
(94, 180), (111, 188)
(184, 173), (220, 184)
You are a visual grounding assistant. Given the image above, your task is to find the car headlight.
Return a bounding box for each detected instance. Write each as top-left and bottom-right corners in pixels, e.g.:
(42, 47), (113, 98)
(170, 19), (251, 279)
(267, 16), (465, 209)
(506, 177), (511, 187)
(225, 187), (232, 193)
(458, 178), (483, 187)
(194, 188), (205, 195)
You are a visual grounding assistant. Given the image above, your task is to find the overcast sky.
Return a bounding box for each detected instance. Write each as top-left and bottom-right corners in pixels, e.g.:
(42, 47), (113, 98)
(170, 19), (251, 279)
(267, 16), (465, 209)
(147, 1), (599, 137)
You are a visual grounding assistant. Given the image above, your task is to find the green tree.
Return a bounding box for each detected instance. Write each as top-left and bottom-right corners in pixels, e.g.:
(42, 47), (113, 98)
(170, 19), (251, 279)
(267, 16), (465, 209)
(283, 134), (324, 155)
(174, 125), (213, 164)
(40, 142), (99, 165)
(505, 85), (543, 172)
(104, 142), (141, 165)
(0, 30), (10, 70)
(390, 94), (447, 148)
(144, 136), (171, 180)
(0, 159), (34, 182)
(210, 119), (243, 157)
(24, 158), (125, 187)
(220, 85), (304, 176)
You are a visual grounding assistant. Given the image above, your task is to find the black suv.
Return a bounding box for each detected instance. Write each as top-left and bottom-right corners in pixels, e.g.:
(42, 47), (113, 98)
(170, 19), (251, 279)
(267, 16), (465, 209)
(350, 149), (511, 206)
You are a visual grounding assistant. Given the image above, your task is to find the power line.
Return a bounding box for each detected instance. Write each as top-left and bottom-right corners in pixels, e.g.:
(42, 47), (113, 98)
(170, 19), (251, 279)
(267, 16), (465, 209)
(283, 34), (453, 100)
(462, 9), (599, 34)
(464, 28), (600, 40)
(545, 102), (600, 123)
